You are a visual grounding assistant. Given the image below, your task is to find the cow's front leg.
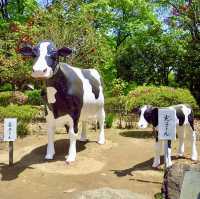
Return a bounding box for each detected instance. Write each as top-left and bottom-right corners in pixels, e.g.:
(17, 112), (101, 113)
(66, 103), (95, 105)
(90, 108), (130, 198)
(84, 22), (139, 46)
(80, 121), (87, 142)
(152, 131), (161, 168)
(45, 124), (56, 160)
(97, 108), (105, 145)
(66, 117), (78, 163)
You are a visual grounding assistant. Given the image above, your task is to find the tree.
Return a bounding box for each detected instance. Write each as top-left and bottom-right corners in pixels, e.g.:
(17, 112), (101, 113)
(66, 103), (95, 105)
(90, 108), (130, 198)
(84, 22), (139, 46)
(156, 0), (200, 103)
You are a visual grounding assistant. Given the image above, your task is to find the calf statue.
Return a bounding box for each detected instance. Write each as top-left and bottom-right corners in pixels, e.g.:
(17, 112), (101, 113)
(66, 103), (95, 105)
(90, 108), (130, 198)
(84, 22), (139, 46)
(20, 41), (105, 163)
(137, 104), (198, 168)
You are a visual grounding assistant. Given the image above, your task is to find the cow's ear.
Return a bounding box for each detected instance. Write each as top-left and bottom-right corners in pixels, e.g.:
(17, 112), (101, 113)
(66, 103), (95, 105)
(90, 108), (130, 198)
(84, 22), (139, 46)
(19, 46), (33, 56)
(57, 47), (72, 57)
(152, 107), (158, 127)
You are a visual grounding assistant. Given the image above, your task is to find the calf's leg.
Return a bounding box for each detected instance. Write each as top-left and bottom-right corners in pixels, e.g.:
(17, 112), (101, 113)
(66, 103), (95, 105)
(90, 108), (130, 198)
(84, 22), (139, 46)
(177, 126), (185, 157)
(190, 128), (198, 161)
(164, 140), (172, 168)
(152, 131), (161, 168)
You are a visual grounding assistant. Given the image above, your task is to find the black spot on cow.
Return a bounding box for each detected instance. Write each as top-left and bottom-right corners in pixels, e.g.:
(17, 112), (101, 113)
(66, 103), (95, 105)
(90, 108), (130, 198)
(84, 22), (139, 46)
(44, 63), (84, 133)
(143, 106), (158, 127)
(174, 106), (185, 126)
(188, 111), (194, 131)
(151, 107), (158, 127)
(81, 69), (100, 99)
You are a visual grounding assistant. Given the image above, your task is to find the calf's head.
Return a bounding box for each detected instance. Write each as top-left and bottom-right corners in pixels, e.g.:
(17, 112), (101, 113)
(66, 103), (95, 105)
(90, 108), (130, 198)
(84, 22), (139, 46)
(137, 105), (158, 128)
(19, 41), (72, 79)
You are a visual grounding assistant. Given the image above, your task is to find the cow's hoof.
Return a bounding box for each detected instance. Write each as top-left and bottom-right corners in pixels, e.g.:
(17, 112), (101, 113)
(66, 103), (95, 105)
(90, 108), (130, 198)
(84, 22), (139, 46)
(166, 162), (173, 168)
(191, 155), (198, 161)
(178, 153), (185, 158)
(98, 139), (105, 145)
(65, 155), (76, 163)
(152, 162), (160, 168)
(45, 154), (54, 160)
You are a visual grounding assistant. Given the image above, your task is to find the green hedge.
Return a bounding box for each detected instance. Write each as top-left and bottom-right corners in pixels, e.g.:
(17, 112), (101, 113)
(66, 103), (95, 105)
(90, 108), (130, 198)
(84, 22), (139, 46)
(126, 86), (198, 111)
(0, 105), (39, 136)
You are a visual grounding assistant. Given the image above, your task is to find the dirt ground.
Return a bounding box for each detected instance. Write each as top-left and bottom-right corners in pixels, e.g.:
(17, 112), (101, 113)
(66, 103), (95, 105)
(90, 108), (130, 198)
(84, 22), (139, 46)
(0, 127), (200, 199)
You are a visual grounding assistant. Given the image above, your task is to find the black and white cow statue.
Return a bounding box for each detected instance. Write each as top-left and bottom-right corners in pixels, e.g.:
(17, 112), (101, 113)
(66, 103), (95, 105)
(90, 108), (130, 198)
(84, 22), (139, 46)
(19, 41), (105, 163)
(138, 104), (198, 168)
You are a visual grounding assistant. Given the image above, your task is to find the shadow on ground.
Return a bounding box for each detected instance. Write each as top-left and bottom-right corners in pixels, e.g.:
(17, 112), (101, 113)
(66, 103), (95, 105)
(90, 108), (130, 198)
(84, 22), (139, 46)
(112, 155), (185, 179)
(120, 130), (154, 139)
(0, 139), (87, 181)
(112, 157), (156, 178)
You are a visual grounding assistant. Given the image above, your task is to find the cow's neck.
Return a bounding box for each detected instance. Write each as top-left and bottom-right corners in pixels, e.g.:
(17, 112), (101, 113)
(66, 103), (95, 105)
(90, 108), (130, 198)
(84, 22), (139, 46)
(46, 63), (64, 86)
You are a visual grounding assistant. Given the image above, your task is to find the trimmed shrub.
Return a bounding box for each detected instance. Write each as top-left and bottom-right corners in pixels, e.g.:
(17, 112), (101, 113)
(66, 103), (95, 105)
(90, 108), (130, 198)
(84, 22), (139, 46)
(25, 90), (43, 105)
(126, 86), (198, 111)
(0, 105), (39, 136)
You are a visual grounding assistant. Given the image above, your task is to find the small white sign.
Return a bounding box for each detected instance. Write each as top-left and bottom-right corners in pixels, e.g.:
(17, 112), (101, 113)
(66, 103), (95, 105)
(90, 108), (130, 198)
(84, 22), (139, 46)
(4, 118), (17, 141)
(158, 109), (176, 140)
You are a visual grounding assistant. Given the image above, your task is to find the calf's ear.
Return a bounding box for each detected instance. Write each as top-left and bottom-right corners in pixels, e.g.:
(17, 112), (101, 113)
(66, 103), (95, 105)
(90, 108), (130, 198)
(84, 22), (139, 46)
(57, 47), (72, 57)
(19, 46), (33, 56)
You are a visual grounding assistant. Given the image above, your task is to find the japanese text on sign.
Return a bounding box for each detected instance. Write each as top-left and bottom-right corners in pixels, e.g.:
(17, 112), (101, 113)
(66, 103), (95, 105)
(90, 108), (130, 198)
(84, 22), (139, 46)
(4, 118), (17, 141)
(158, 109), (176, 140)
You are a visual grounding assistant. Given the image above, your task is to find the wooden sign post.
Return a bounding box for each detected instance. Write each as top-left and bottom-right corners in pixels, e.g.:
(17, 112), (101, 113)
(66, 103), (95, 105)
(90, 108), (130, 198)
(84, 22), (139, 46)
(158, 109), (176, 168)
(4, 118), (17, 166)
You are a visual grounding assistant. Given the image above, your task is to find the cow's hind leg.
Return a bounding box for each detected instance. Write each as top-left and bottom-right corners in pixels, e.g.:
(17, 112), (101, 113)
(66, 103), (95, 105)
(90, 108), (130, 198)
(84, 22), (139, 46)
(177, 126), (185, 157)
(80, 121), (87, 142)
(45, 123), (56, 160)
(97, 108), (105, 145)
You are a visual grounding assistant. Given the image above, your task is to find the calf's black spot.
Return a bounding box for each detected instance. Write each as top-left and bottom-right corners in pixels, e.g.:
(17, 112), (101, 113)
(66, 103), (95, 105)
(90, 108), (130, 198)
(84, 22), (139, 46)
(174, 106), (185, 126)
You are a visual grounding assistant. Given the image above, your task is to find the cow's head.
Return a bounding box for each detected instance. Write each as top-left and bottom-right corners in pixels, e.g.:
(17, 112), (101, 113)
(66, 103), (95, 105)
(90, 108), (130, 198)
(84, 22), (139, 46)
(137, 105), (158, 128)
(19, 41), (72, 79)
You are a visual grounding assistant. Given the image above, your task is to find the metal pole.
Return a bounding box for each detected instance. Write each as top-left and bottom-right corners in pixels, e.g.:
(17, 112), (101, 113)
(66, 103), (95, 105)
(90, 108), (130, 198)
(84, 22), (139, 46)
(9, 141), (13, 166)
